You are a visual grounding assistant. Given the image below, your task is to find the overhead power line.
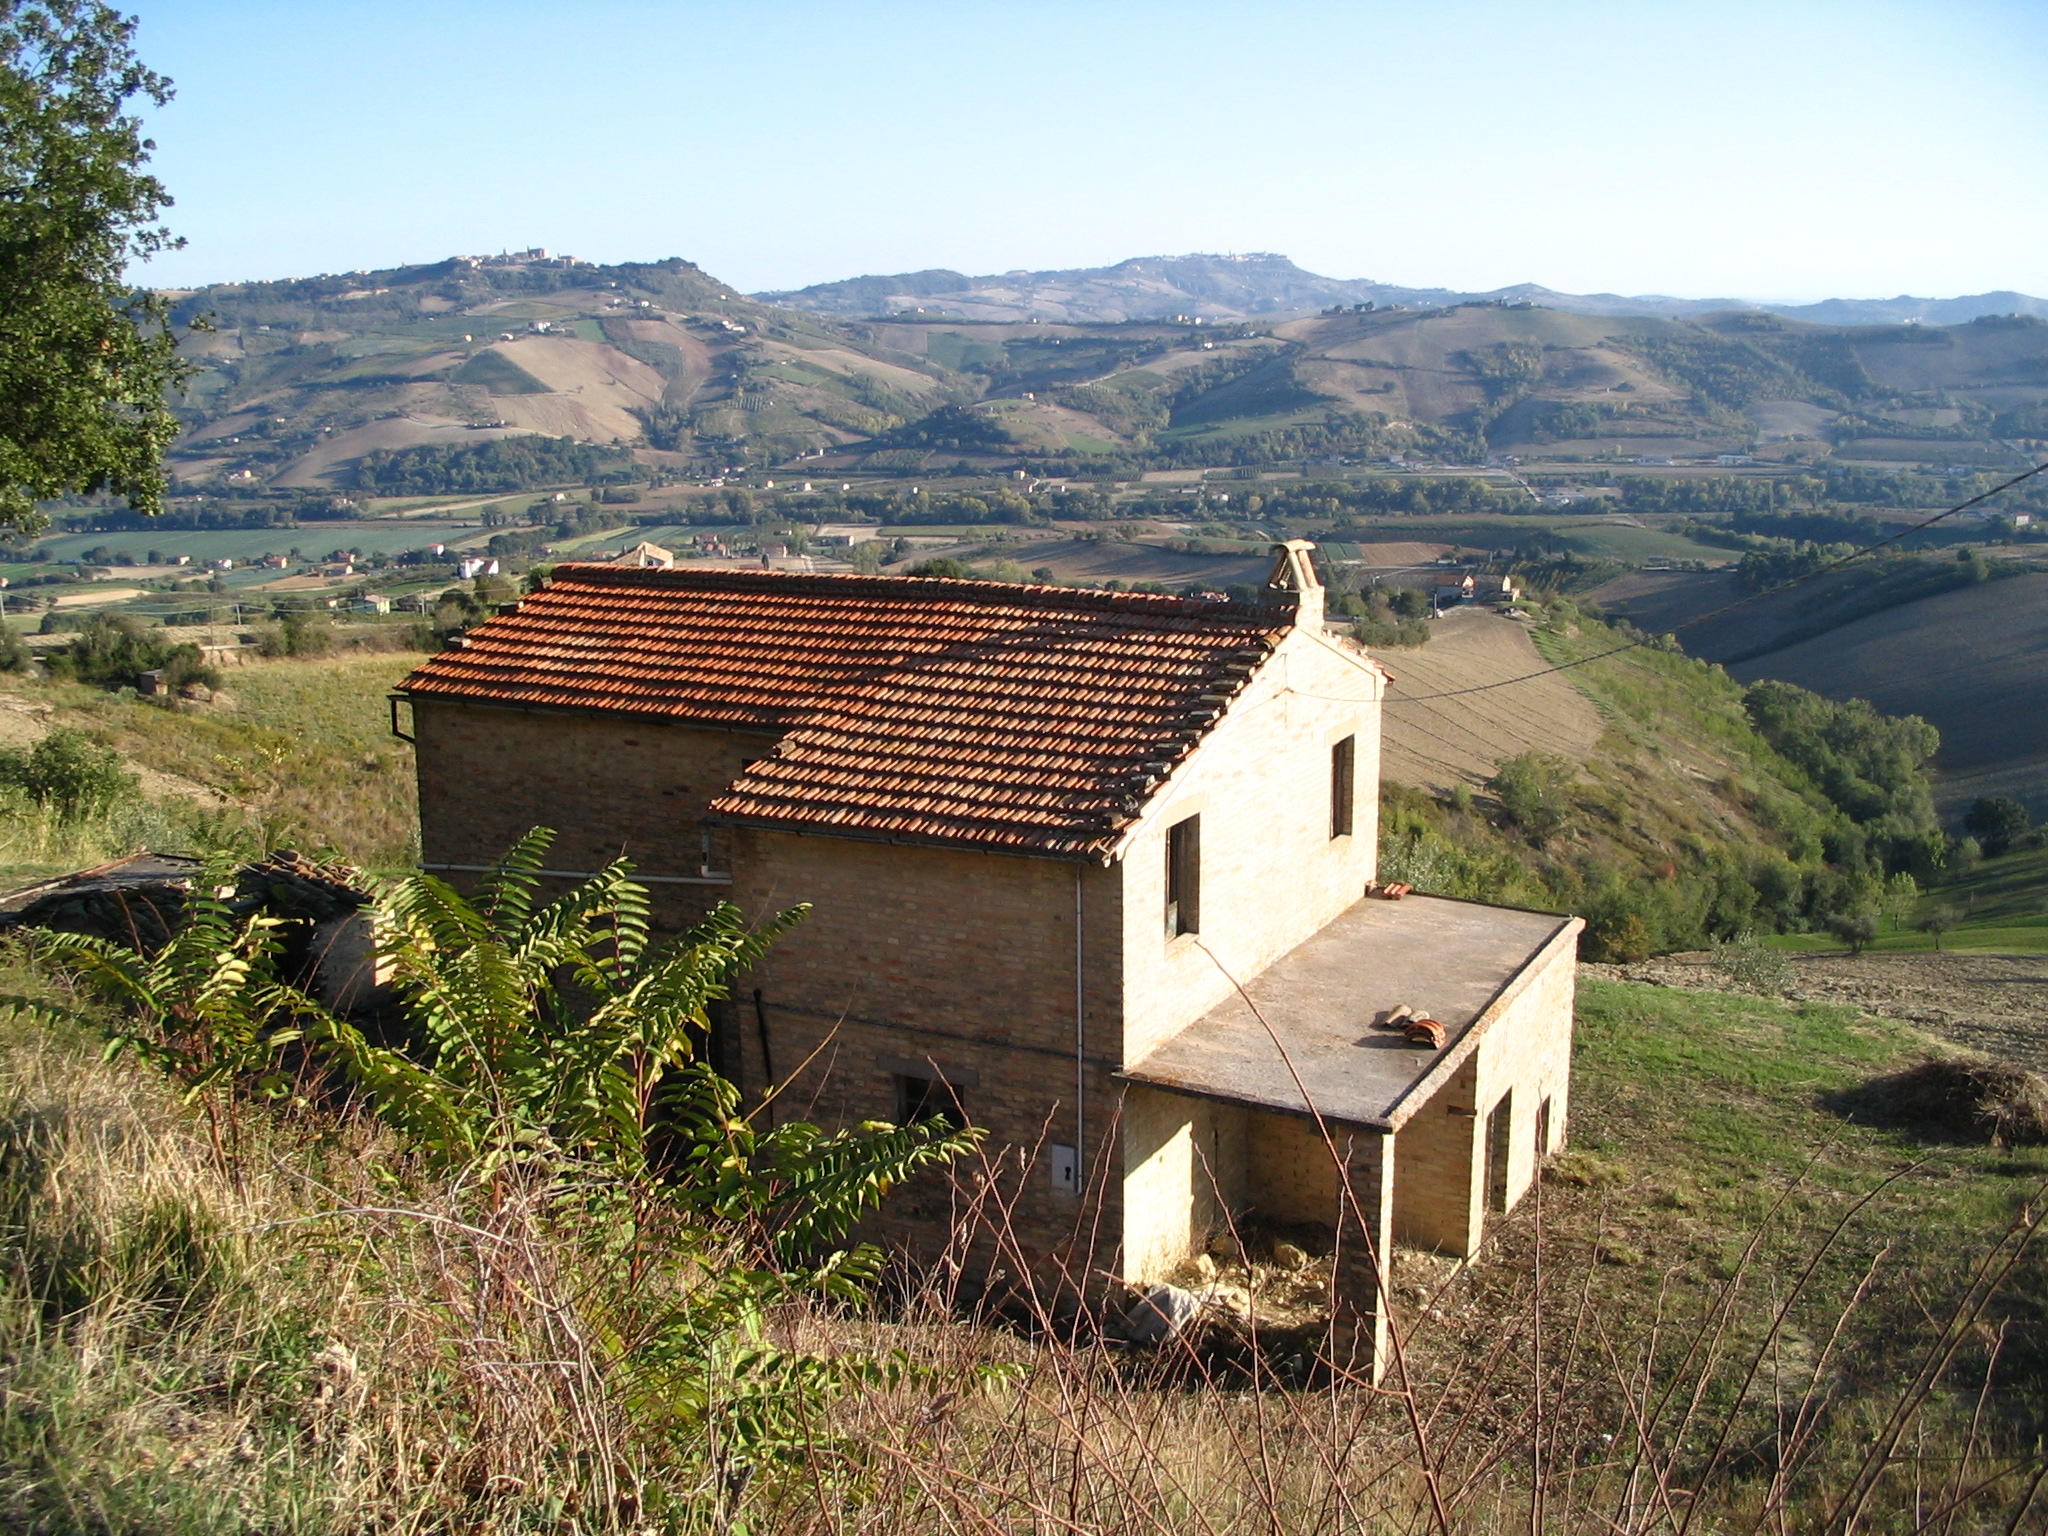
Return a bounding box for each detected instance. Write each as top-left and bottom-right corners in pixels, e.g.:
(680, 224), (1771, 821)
(1379, 457), (2048, 706)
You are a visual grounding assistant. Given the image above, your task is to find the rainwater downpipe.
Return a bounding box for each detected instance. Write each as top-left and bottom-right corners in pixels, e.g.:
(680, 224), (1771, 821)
(1074, 867), (1085, 1190)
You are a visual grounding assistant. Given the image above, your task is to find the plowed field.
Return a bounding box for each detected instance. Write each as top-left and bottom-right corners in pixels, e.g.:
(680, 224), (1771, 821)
(1374, 608), (1604, 792)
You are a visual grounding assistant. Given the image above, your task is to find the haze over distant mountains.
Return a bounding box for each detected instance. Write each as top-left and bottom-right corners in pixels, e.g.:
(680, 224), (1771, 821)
(758, 252), (2048, 328)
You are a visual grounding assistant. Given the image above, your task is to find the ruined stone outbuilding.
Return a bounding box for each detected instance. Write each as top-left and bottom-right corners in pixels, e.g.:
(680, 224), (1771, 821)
(396, 544), (1581, 1377)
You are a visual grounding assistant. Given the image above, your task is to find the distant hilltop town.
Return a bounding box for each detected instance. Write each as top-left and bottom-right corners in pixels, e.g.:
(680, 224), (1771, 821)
(453, 248), (585, 270)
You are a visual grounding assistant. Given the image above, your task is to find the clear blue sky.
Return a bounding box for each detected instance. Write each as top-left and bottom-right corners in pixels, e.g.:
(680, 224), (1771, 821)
(130, 0), (2048, 302)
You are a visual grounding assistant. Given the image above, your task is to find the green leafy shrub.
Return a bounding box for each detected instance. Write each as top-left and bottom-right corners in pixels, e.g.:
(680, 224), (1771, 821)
(1708, 930), (1794, 993)
(253, 610), (333, 658)
(45, 612), (219, 692)
(1486, 751), (1578, 841)
(0, 729), (136, 822)
(7, 828), (1000, 1520)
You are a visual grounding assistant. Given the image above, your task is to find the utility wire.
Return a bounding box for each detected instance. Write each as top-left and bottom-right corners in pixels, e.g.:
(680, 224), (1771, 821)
(1374, 456), (2048, 706)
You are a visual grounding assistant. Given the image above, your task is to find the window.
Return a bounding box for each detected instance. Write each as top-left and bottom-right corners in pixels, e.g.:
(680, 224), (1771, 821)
(1536, 1095), (1554, 1160)
(894, 1073), (964, 1130)
(1166, 814), (1201, 938)
(1330, 735), (1356, 839)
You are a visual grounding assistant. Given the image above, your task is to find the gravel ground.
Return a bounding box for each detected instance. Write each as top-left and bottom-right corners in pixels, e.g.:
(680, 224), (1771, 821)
(1583, 951), (2048, 1073)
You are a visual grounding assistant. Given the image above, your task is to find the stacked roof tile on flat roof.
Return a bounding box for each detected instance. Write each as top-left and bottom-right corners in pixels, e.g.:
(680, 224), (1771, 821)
(399, 565), (1315, 859)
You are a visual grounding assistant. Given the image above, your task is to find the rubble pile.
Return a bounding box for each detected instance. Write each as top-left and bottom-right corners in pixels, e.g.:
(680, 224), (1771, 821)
(0, 850), (378, 1013)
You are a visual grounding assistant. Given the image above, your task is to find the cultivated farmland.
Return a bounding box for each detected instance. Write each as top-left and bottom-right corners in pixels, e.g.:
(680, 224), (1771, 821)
(1728, 570), (2048, 817)
(1375, 608), (1605, 792)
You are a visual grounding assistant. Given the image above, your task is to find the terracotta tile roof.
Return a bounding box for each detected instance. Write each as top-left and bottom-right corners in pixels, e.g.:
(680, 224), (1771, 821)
(400, 565), (1307, 859)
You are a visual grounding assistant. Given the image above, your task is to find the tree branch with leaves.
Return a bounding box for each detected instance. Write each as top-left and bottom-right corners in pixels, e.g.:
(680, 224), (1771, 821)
(0, 1), (194, 531)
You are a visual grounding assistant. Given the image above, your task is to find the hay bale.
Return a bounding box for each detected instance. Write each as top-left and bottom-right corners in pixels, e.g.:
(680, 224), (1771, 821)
(1843, 1057), (2048, 1146)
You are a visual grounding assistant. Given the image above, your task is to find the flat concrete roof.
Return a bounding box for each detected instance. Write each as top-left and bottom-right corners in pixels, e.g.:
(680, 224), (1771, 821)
(1118, 894), (1575, 1131)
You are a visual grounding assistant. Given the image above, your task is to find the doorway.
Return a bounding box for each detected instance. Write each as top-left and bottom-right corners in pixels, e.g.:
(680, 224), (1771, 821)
(1485, 1091), (1513, 1215)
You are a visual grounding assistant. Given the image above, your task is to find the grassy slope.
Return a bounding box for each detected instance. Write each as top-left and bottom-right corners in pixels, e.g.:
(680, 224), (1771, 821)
(0, 961), (2038, 1531)
(1526, 978), (2041, 1347)
(0, 652), (421, 882)
(1407, 978), (2048, 1532)
(1381, 604), (1851, 952)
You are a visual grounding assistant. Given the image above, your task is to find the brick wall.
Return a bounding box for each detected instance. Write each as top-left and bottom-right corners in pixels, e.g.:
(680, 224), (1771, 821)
(1393, 1056), (1479, 1253)
(728, 828), (1129, 1283)
(1119, 1088), (1250, 1283)
(1388, 921), (1582, 1258)
(1469, 929), (1580, 1224)
(1331, 1126), (1393, 1383)
(1248, 1110), (1342, 1229)
(411, 698), (772, 926)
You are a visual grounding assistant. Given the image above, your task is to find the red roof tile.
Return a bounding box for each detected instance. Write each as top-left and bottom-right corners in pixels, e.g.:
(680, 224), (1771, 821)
(400, 565), (1303, 859)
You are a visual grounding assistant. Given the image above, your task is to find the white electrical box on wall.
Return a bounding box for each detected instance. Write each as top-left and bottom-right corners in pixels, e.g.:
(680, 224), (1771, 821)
(1049, 1143), (1078, 1195)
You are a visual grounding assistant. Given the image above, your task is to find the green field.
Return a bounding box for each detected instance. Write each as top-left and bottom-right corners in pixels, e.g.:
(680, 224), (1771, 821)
(1769, 921), (2048, 954)
(32, 521), (485, 566)
(1340, 512), (1732, 565)
(1762, 843), (2048, 954)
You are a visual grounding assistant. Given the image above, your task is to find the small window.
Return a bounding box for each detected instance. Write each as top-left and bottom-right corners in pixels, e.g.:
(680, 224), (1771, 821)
(1166, 814), (1201, 938)
(895, 1074), (964, 1130)
(1330, 735), (1356, 840)
(1536, 1095), (1553, 1160)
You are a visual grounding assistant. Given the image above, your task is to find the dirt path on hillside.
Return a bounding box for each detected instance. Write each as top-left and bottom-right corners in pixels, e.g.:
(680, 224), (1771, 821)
(1585, 952), (2048, 1072)
(1377, 609), (1606, 793)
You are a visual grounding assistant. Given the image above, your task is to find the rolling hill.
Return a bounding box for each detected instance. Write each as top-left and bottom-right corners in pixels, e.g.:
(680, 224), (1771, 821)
(761, 252), (2048, 328)
(159, 253), (959, 491)
(1589, 561), (2048, 821)
(152, 250), (2048, 493)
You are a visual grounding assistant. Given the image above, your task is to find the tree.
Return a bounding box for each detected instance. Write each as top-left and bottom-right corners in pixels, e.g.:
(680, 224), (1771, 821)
(0, 2), (191, 530)
(1486, 751), (1577, 841)
(1963, 795), (2031, 858)
(1826, 911), (1879, 955)
(1919, 904), (1960, 951)
(1882, 870), (1920, 931)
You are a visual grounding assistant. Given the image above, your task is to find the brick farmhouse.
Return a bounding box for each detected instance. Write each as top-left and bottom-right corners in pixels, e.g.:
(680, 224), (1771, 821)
(397, 543), (1581, 1374)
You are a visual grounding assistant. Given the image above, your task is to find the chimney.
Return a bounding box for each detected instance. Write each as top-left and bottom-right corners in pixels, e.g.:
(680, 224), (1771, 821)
(1264, 540), (1324, 628)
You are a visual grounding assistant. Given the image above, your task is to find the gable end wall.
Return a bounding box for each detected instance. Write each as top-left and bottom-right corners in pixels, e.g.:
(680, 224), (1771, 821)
(1119, 627), (1385, 1064)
